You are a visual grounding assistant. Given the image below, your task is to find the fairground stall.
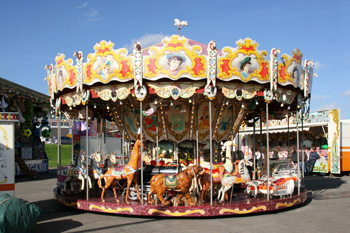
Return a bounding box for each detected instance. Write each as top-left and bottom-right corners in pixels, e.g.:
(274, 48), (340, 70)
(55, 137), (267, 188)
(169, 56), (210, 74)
(46, 26), (315, 217)
(0, 77), (51, 183)
(238, 108), (350, 175)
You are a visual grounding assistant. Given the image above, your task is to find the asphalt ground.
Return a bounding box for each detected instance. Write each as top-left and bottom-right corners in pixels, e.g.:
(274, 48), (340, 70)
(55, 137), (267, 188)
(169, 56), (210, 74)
(14, 170), (350, 233)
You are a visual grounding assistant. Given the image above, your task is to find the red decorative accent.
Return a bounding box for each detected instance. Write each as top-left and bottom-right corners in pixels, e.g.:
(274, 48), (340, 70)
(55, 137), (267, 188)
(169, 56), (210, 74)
(148, 87), (155, 94)
(168, 43), (182, 48)
(259, 62), (269, 80)
(241, 46), (254, 52)
(192, 57), (204, 75)
(220, 59), (231, 75)
(144, 117), (156, 132)
(86, 64), (92, 80)
(147, 58), (157, 74)
(90, 89), (99, 98)
(293, 54), (302, 62)
(120, 60), (131, 77)
(57, 58), (63, 65)
(279, 65), (287, 81)
(97, 48), (110, 54)
(69, 69), (76, 85)
(257, 91), (264, 96)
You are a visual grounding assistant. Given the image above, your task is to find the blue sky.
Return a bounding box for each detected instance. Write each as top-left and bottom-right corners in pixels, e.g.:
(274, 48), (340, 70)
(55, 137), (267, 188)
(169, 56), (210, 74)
(1, 0), (349, 119)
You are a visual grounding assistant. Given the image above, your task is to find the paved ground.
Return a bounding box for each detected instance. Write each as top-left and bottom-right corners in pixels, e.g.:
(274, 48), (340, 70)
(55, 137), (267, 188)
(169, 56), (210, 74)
(14, 170), (350, 233)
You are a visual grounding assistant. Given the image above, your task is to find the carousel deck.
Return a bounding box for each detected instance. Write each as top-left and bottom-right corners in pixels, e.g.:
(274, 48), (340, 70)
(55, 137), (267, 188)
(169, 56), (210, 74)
(55, 188), (308, 217)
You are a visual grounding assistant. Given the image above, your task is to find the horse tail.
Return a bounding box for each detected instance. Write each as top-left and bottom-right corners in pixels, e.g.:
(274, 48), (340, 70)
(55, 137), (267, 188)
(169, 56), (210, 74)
(197, 175), (203, 191)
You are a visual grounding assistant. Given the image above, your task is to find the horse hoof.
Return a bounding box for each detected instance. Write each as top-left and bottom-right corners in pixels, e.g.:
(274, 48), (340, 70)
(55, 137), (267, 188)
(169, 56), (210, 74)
(101, 199), (105, 203)
(164, 201), (171, 206)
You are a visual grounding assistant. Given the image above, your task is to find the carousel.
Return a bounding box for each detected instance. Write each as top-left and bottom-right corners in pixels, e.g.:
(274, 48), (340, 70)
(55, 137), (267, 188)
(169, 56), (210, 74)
(45, 21), (315, 217)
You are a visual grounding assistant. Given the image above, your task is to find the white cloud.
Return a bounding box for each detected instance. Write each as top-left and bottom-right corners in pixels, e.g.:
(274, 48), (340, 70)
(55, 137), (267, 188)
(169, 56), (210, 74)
(342, 90), (350, 96)
(317, 102), (338, 111)
(313, 61), (322, 69)
(312, 94), (329, 100)
(84, 9), (100, 23)
(76, 2), (88, 9)
(124, 33), (169, 52)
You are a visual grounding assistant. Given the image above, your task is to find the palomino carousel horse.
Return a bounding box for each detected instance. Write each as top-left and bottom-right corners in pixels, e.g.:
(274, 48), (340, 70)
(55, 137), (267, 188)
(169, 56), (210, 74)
(198, 140), (235, 202)
(63, 151), (92, 193)
(217, 159), (253, 203)
(98, 135), (146, 204)
(147, 165), (203, 206)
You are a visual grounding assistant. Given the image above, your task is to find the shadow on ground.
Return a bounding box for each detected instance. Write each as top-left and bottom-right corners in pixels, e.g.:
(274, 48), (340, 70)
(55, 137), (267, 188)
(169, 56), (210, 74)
(15, 169), (58, 183)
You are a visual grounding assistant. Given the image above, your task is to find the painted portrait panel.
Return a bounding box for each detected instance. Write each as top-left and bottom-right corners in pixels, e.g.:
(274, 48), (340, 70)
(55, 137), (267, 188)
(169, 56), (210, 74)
(158, 52), (192, 78)
(231, 54), (260, 80)
(92, 55), (119, 82)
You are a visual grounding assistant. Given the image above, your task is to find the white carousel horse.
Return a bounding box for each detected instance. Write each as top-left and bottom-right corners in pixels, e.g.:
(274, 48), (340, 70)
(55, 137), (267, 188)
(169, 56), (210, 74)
(89, 151), (103, 189)
(63, 151), (92, 193)
(246, 163), (299, 198)
(246, 175), (296, 199)
(217, 159), (253, 203)
(200, 140), (234, 173)
(198, 140), (236, 202)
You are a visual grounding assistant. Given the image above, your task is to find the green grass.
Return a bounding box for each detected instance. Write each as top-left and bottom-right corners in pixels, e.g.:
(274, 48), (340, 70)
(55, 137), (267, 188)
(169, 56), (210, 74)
(45, 144), (73, 168)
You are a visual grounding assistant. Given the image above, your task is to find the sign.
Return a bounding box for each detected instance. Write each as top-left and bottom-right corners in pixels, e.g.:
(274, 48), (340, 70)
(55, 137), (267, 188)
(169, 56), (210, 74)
(328, 109), (341, 174)
(0, 121), (16, 196)
(15, 159), (48, 176)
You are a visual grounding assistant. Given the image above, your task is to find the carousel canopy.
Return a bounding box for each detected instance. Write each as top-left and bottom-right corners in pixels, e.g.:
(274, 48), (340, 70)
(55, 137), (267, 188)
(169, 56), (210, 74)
(44, 35), (315, 143)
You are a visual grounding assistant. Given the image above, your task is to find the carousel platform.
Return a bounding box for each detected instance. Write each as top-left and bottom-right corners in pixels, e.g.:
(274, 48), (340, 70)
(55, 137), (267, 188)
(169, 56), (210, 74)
(55, 188), (308, 217)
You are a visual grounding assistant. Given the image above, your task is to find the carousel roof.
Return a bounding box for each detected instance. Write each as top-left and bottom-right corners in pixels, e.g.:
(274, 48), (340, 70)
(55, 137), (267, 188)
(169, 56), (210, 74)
(44, 35), (315, 143)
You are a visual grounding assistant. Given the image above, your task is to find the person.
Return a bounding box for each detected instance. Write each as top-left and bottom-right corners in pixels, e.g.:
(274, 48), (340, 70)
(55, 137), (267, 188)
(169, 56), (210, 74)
(308, 146), (320, 175)
(291, 149), (298, 164)
(300, 149), (308, 175)
(167, 53), (186, 75)
(240, 57), (252, 78)
(98, 60), (111, 80)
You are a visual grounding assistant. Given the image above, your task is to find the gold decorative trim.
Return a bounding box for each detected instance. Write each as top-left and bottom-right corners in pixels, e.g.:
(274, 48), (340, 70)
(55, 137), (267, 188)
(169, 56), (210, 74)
(89, 204), (134, 213)
(219, 205), (267, 214)
(58, 199), (77, 207)
(276, 198), (301, 209)
(148, 209), (205, 216)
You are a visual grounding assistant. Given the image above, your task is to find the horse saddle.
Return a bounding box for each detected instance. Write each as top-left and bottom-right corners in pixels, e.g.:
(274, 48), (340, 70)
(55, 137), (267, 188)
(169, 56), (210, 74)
(111, 166), (126, 178)
(164, 175), (178, 188)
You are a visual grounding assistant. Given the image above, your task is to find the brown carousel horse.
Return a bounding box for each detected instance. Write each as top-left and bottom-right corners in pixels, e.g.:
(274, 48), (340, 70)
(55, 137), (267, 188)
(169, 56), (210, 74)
(97, 134), (146, 204)
(147, 165), (203, 206)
